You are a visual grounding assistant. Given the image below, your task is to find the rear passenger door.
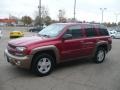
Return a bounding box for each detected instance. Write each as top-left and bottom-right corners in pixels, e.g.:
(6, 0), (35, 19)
(61, 25), (84, 60)
(82, 25), (97, 56)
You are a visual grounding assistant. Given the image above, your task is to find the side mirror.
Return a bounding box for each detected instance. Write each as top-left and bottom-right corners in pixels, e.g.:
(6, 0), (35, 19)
(63, 34), (72, 40)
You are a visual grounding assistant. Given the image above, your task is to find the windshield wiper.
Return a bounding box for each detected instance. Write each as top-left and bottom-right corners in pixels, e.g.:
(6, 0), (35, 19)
(38, 34), (50, 38)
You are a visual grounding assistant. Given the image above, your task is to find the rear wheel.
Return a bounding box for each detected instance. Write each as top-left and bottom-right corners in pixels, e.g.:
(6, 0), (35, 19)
(93, 47), (106, 63)
(32, 53), (54, 76)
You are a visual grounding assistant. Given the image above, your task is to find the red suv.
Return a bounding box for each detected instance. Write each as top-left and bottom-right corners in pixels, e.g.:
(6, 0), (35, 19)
(5, 23), (112, 76)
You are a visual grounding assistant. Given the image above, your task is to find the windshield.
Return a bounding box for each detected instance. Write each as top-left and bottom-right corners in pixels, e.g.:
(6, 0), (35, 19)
(38, 24), (66, 38)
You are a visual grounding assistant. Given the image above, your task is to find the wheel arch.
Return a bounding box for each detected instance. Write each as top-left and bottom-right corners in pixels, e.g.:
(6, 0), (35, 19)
(30, 45), (60, 68)
(95, 42), (109, 53)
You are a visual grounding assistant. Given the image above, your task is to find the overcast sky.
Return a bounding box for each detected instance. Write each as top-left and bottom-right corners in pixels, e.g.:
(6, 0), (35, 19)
(0, 0), (120, 23)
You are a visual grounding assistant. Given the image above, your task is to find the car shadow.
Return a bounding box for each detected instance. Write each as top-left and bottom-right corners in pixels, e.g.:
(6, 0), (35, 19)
(55, 58), (93, 71)
(11, 67), (35, 77)
(9, 59), (95, 77)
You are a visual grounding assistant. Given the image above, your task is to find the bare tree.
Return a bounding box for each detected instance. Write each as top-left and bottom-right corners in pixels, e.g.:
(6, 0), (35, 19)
(58, 9), (66, 23)
(41, 6), (49, 19)
(44, 16), (52, 25)
(34, 6), (51, 26)
(21, 16), (32, 26)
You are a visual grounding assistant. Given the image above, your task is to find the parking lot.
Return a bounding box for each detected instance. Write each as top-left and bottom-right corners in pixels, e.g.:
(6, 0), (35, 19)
(0, 28), (120, 90)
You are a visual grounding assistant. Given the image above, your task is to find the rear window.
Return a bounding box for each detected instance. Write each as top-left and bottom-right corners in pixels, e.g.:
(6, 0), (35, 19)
(85, 28), (97, 37)
(99, 28), (109, 36)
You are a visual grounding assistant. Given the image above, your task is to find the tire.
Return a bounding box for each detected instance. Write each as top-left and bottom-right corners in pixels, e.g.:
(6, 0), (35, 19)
(93, 47), (106, 63)
(32, 53), (54, 76)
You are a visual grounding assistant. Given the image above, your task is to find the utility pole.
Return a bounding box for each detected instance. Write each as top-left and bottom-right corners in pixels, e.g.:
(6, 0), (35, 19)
(38, 0), (42, 26)
(73, 0), (76, 21)
(59, 10), (62, 22)
(100, 8), (107, 23)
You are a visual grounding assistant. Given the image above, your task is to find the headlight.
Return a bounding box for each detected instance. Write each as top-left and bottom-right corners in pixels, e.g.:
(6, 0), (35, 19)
(16, 47), (26, 52)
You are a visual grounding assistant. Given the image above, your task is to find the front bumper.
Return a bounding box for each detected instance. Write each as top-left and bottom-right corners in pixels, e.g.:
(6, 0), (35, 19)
(4, 49), (32, 69)
(108, 44), (112, 52)
(10, 35), (23, 38)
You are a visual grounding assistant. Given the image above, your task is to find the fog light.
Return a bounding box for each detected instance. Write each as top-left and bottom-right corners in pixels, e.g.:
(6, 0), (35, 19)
(16, 61), (21, 66)
(15, 53), (24, 56)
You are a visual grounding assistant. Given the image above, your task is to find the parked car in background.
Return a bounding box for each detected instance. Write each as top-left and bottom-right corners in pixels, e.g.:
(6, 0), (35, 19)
(108, 30), (120, 39)
(0, 28), (3, 39)
(5, 23), (112, 76)
(29, 26), (43, 32)
(10, 31), (24, 38)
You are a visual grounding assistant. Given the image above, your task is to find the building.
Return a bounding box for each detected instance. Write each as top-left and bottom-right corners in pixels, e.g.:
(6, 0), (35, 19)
(0, 18), (16, 26)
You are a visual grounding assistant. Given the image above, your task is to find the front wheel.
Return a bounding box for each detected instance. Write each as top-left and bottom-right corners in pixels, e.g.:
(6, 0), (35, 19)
(32, 53), (54, 76)
(93, 47), (106, 63)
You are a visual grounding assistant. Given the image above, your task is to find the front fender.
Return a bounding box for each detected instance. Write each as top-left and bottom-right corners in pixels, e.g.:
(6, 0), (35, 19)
(30, 45), (60, 63)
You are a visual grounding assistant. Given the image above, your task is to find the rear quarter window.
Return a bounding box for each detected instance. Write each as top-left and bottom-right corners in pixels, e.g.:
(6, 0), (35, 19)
(84, 28), (97, 37)
(99, 28), (109, 36)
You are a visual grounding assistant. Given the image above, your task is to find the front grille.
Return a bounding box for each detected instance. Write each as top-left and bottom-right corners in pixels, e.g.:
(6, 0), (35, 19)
(8, 50), (15, 55)
(7, 44), (16, 55)
(7, 44), (24, 57)
(8, 44), (16, 49)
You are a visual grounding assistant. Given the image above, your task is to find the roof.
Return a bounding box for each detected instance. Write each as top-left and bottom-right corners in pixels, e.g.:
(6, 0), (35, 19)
(55, 23), (106, 28)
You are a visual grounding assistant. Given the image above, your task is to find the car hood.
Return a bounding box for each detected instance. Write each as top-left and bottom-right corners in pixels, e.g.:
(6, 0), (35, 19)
(8, 36), (48, 46)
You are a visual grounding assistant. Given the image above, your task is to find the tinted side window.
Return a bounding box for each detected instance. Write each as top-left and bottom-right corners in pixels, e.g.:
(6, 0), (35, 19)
(85, 28), (97, 37)
(99, 28), (109, 36)
(66, 25), (83, 39)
